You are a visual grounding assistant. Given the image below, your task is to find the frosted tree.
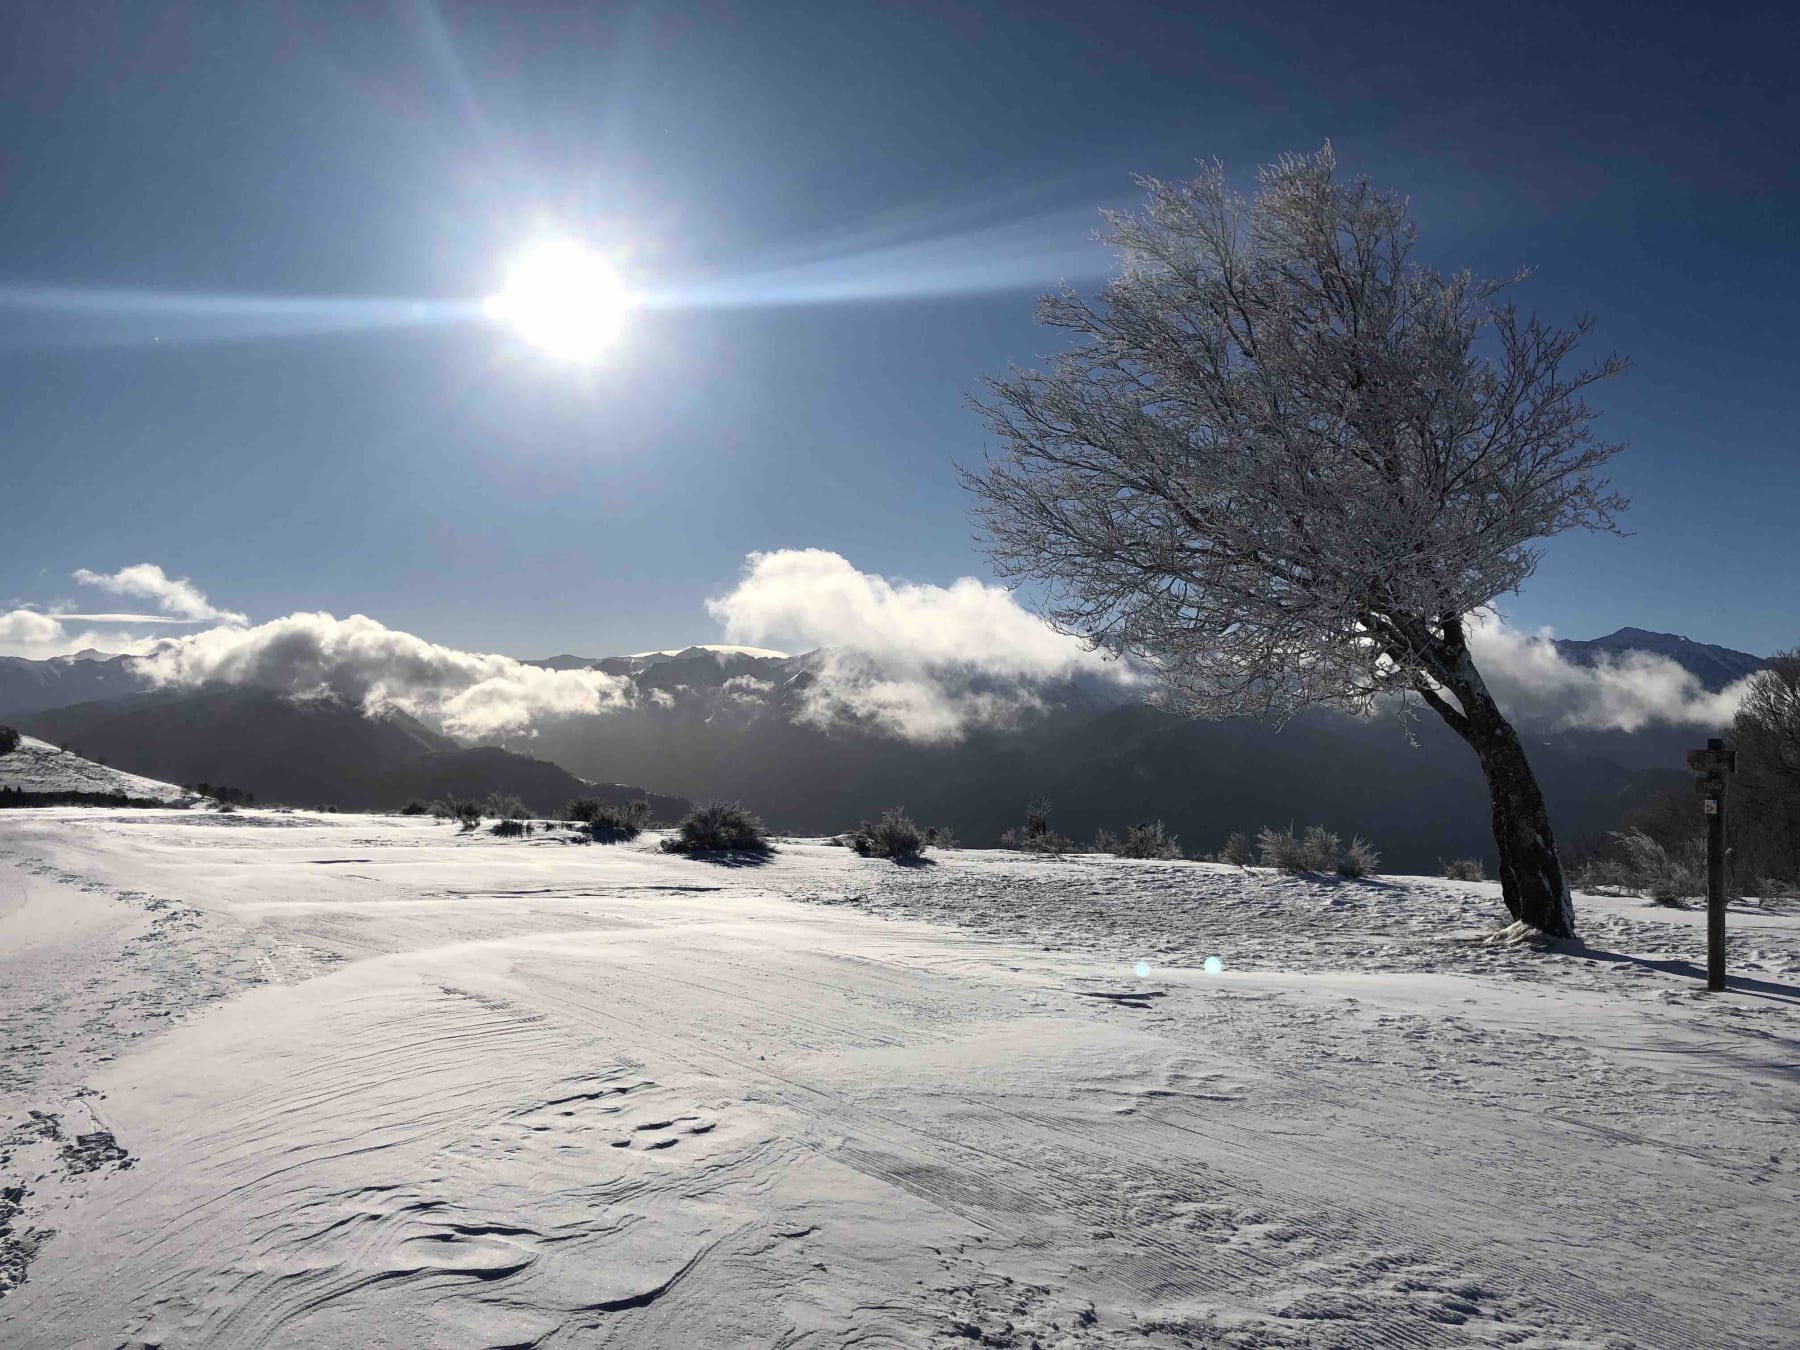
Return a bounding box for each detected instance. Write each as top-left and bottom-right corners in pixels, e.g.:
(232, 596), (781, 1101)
(1732, 651), (1800, 885)
(963, 145), (1628, 937)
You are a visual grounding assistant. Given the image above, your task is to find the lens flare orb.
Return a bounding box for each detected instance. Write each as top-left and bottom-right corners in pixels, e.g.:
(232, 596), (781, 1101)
(484, 241), (627, 362)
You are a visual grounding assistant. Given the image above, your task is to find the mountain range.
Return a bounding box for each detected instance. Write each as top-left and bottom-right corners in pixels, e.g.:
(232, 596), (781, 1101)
(0, 629), (1769, 867)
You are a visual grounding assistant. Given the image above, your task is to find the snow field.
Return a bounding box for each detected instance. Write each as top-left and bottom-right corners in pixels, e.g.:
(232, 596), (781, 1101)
(0, 810), (1794, 1347)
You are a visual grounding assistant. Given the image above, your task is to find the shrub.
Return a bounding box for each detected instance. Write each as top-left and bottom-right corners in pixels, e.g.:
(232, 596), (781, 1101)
(1258, 823), (1331, 873)
(849, 808), (928, 860)
(1574, 828), (1704, 904)
(925, 825), (959, 850)
(0, 726), (19, 756)
(661, 801), (772, 855)
(998, 797), (1073, 855)
(1098, 820), (1182, 860)
(1218, 831), (1253, 866)
(1257, 823), (1378, 877)
(1441, 857), (1486, 882)
(483, 792), (528, 821)
(491, 818), (530, 837)
(400, 798), (430, 816)
(587, 798), (650, 843)
(1336, 835), (1380, 878)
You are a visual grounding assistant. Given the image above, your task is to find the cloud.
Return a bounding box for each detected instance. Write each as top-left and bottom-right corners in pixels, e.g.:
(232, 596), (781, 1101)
(132, 611), (633, 738)
(1466, 616), (1749, 732)
(0, 609), (66, 647)
(706, 548), (1131, 740)
(0, 608), (167, 660)
(72, 563), (247, 625)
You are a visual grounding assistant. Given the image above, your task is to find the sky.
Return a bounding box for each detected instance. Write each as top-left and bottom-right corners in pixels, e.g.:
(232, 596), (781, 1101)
(3, 0), (1796, 662)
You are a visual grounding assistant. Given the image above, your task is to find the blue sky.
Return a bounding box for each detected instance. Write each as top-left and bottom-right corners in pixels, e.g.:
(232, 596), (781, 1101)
(3, 0), (1795, 659)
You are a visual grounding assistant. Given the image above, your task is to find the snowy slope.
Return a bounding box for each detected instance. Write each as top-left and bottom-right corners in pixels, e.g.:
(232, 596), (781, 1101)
(0, 812), (1795, 1347)
(0, 735), (188, 802)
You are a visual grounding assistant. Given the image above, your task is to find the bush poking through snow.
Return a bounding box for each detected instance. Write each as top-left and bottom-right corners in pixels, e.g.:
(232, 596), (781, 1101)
(400, 799), (430, 816)
(1259, 824), (1333, 873)
(849, 808), (928, 860)
(0, 726), (19, 756)
(1218, 831), (1254, 866)
(1257, 823), (1379, 877)
(483, 792), (528, 821)
(433, 797), (481, 825)
(1096, 821), (1183, 860)
(587, 799), (649, 843)
(1574, 828), (1704, 905)
(999, 797), (1074, 855)
(925, 825), (959, 850)
(1336, 836), (1380, 878)
(490, 818), (531, 838)
(1441, 857), (1487, 882)
(661, 801), (772, 855)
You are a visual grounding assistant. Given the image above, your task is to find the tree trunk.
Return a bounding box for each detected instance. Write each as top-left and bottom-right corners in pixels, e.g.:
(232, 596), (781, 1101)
(1457, 696), (1577, 937)
(1409, 620), (1578, 938)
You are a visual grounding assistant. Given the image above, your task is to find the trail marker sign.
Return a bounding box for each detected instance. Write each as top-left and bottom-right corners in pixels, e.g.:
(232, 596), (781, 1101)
(1686, 737), (1736, 991)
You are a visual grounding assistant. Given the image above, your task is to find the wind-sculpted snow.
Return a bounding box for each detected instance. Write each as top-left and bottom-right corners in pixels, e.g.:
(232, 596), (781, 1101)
(1, 812), (1796, 1347)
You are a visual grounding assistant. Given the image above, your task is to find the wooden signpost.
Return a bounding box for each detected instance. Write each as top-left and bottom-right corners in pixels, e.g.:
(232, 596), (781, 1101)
(1686, 737), (1737, 992)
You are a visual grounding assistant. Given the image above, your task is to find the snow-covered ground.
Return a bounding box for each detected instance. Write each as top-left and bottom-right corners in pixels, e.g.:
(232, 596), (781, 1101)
(1, 810), (1795, 1348)
(0, 735), (191, 803)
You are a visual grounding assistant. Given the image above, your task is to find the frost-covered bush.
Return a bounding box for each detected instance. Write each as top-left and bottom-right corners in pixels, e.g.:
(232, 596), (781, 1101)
(848, 807), (928, 860)
(435, 796), (481, 825)
(1218, 831), (1253, 866)
(1336, 836), (1380, 878)
(1258, 823), (1378, 877)
(491, 818), (531, 838)
(1097, 820), (1182, 860)
(1575, 828), (1703, 904)
(587, 799), (649, 843)
(0, 726), (19, 756)
(925, 825), (959, 850)
(998, 797), (1073, 855)
(483, 792), (528, 821)
(661, 801), (772, 855)
(1441, 857), (1486, 882)
(1259, 824), (1332, 873)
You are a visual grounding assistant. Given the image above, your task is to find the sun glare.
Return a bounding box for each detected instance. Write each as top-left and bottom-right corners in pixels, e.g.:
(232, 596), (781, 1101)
(483, 241), (628, 362)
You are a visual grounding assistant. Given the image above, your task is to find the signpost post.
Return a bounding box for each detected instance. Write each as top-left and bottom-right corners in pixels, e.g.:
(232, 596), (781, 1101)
(1686, 737), (1737, 992)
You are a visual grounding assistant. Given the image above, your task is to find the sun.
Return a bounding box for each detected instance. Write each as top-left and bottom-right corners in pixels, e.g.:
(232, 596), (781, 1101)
(483, 241), (628, 362)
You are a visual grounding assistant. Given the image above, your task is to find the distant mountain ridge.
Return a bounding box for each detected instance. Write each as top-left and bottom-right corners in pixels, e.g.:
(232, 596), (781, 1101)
(0, 651), (144, 715)
(0, 625), (1776, 864)
(1551, 627), (1767, 692)
(16, 687), (686, 817)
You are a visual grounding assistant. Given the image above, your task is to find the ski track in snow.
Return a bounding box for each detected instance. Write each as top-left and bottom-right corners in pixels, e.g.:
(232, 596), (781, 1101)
(0, 810), (1795, 1348)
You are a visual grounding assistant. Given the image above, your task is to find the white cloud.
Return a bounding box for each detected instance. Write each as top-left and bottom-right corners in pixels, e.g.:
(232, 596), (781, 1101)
(0, 609), (66, 648)
(721, 674), (774, 705)
(0, 609), (164, 660)
(132, 611), (634, 738)
(72, 563), (247, 625)
(705, 548), (1130, 741)
(1467, 615), (1748, 732)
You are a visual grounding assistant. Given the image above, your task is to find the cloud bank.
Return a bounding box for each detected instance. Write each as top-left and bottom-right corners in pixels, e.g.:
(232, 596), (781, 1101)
(133, 612), (633, 738)
(3, 553), (1755, 742)
(1465, 617), (1749, 733)
(705, 548), (1130, 741)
